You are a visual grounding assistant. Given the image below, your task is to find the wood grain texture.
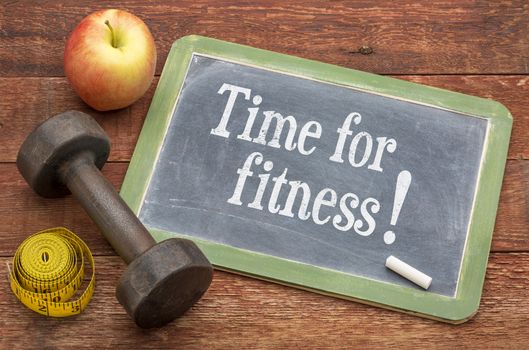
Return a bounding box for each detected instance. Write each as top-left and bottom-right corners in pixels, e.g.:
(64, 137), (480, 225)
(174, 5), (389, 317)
(0, 75), (528, 161)
(1, 253), (529, 349)
(1, 1), (527, 347)
(1, 1), (528, 77)
(0, 159), (526, 257)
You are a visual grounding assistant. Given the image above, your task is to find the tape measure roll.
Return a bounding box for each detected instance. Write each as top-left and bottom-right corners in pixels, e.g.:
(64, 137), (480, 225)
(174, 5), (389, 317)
(9, 227), (95, 317)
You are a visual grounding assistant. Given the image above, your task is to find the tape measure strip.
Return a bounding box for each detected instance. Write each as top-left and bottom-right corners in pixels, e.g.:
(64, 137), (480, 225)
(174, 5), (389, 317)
(9, 227), (95, 317)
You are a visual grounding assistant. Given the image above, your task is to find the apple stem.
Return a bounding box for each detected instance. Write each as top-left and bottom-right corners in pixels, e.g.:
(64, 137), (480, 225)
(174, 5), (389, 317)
(105, 20), (117, 48)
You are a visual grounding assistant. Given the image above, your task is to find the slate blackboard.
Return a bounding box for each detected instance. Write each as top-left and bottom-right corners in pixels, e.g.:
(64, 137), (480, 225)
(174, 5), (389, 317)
(121, 36), (512, 322)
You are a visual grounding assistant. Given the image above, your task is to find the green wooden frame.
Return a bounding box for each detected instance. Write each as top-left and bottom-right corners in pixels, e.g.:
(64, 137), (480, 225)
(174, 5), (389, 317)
(120, 35), (512, 323)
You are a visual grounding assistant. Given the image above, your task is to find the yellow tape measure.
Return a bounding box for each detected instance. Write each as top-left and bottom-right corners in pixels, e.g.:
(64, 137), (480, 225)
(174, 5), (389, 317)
(8, 227), (95, 317)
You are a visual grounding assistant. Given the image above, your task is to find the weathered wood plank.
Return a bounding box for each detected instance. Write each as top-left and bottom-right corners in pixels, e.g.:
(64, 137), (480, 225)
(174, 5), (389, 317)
(1, 1), (528, 76)
(0, 160), (527, 256)
(0, 253), (528, 349)
(1, 1), (527, 348)
(0, 75), (527, 161)
(0, 77), (155, 164)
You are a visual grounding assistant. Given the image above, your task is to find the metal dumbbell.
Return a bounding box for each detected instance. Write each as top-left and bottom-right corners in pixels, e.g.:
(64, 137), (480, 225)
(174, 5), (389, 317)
(17, 110), (213, 328)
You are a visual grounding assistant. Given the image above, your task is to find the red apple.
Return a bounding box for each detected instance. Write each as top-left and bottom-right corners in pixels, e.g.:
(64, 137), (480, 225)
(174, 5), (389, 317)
(64, 9), (157, 111)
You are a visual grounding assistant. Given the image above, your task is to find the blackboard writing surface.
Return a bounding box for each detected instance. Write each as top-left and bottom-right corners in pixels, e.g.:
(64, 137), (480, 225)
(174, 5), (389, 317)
(140, 54), (485, 297)
(121, 36), (512, 322)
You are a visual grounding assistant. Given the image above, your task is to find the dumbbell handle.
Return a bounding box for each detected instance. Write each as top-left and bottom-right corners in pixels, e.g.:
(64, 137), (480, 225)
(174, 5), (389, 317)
(58, 151), (155, 264)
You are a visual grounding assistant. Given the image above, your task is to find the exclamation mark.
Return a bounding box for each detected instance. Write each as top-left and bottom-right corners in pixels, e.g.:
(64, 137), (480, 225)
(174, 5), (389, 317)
(384, 170), (412, 245)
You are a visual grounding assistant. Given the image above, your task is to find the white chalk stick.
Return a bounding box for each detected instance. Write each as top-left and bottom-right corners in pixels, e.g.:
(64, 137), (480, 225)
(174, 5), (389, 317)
(385, 255), (432, 290)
